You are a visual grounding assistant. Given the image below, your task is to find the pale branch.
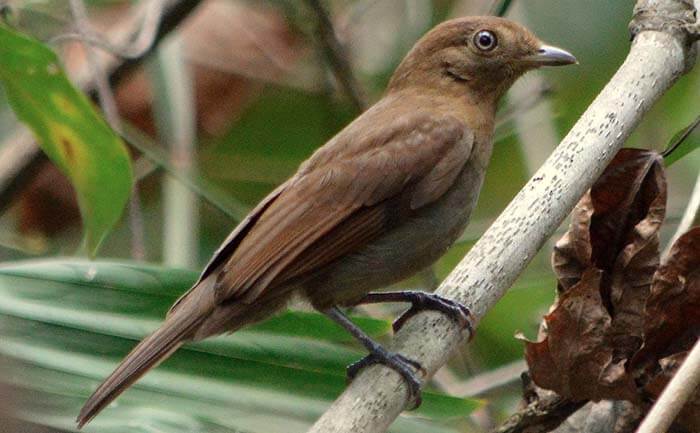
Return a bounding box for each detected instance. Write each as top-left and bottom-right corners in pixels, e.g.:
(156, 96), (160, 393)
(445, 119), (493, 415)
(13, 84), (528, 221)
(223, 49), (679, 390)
(663, 169), (700, 259)
(87, 0), (203, 89)
(305, 0), (367, 112)
(307, 1), (698, 432)
(447, 360), (526, 397)
(635, 338), (700, 433)
(152, 36), (200, 269)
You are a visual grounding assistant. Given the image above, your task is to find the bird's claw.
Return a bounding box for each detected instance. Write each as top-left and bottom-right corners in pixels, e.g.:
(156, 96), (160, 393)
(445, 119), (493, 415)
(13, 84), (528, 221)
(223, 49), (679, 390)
(347, 350), (424, 408)
(392, 293), (474, 338)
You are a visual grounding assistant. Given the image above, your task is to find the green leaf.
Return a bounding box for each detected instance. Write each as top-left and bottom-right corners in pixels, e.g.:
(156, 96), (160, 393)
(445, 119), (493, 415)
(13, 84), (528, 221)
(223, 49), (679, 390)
(662, 115), (700, 166)
(0, 25), (132, 255)
(0, 259), (480, 432)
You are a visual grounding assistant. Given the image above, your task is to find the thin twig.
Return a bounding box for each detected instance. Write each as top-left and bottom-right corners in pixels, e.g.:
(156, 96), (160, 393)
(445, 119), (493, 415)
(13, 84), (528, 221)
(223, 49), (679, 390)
(305, 0), (367, 112)
(636, 338), (700, 433)
(152, 36), (199, 269)
(662, 170), (700, 259)
(446, 360), (526, 396)
(126, 190), (146, 260)
(120, 124), (249, 221)
(53, 0), (168, 59)
(69, 0), (146, 260)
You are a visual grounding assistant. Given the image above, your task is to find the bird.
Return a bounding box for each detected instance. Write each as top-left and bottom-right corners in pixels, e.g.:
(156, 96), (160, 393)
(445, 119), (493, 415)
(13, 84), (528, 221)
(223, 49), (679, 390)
(77, 16), (575, 427)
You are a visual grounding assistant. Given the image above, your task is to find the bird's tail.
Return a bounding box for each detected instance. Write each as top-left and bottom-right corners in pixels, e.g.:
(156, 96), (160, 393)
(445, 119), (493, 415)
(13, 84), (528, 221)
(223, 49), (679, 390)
(76, 308), (203, 428)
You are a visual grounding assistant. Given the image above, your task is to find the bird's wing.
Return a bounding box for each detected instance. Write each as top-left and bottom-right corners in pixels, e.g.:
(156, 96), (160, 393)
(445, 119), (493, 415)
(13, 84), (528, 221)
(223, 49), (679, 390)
(214, 112), (474, 305)
(168, 181), (289, 315)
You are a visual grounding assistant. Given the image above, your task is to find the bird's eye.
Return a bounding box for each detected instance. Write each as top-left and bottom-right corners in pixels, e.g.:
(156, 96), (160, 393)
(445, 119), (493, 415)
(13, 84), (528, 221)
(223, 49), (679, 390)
(473, 30), (497, 51)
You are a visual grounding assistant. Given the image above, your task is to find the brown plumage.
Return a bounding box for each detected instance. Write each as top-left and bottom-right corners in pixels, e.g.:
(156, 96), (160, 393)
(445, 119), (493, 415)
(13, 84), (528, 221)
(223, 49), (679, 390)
(78, 16), (575, 427)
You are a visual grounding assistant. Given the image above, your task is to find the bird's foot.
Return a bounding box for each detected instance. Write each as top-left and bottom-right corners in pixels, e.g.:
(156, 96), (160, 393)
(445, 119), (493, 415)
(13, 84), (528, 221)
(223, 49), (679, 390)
(347, 345), (425, 408)
(355, 291), (474, 335)
(391, 292), (473, 336)
(323, 306), (425, 407)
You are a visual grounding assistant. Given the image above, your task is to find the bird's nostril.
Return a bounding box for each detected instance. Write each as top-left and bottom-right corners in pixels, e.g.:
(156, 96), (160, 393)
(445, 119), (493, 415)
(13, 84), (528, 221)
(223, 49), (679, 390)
(538, 48), (546, 53)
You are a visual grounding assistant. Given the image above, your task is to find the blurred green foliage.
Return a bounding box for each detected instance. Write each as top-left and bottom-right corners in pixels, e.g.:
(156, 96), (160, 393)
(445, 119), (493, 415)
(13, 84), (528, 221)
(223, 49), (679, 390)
(0, 260), (480, 432)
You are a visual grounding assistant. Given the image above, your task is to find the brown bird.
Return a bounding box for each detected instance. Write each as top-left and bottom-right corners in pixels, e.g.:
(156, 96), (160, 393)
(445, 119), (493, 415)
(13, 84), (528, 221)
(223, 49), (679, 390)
(78, 16), (575, 427)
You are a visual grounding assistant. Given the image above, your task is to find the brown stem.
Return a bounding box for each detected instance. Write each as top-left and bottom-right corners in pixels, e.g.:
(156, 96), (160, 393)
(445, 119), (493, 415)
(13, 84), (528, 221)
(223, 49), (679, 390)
(305, 0), (367, 112)
(493, 395), (586, 433)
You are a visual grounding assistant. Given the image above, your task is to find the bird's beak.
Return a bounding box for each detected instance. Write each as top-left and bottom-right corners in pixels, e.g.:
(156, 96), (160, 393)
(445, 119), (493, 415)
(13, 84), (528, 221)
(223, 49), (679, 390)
(523, 45), (577, 67)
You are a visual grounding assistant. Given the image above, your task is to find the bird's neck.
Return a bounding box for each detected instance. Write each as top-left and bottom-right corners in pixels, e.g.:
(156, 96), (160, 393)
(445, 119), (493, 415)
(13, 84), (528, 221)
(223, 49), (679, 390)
(384, 85), (497, 138)
(388, 50), (516, 104)
(388, 73), (502, 121)
(377, 87), (497, 174)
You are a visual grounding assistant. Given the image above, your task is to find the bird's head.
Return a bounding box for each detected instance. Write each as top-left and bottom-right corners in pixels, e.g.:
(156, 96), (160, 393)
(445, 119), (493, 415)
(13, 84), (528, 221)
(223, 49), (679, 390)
(388, 16), (576, 101)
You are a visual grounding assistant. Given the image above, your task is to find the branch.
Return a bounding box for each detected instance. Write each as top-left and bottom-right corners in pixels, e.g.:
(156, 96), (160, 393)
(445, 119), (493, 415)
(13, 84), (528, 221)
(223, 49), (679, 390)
(305, 0), (367, 111)
(662, 167), (700, 259)
(636, 338), (700, 433)
(307, 1), (698, 432)
(151, 36), (200, 269)
(53, 0), (170, 59)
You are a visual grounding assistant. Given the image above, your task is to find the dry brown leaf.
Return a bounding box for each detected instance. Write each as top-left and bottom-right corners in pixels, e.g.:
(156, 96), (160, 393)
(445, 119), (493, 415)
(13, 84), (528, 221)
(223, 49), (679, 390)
(551, 193), (593, 292)
(635, 227), (700, 366)
(631, 228), (700, 432)
(526, 269), (637, 400)
(527, 149), (666, 402)
(601, 151), (666, 358)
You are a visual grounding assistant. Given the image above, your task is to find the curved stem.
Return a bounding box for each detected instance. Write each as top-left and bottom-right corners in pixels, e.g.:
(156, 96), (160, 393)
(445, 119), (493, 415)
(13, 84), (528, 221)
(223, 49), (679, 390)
(662, 170), (700, 260)
(635, 338), (700, 433)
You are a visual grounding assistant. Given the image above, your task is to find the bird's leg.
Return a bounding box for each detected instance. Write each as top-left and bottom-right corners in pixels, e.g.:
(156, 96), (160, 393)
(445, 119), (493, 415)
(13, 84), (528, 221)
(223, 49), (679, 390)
(324, 307), (424, 406)
(356, 291), (474, 335)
